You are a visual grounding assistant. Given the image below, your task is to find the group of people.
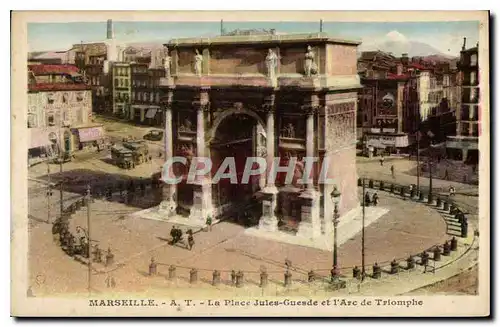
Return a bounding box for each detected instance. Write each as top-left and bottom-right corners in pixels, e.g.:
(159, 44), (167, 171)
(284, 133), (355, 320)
(364, 191), (379, 206)
(53, 218), (90, 258)
(170, 226), (195, 250)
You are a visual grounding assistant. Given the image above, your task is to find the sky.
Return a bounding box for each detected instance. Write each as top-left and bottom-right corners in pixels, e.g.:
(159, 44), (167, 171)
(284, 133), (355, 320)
(28, 20), (480, 56)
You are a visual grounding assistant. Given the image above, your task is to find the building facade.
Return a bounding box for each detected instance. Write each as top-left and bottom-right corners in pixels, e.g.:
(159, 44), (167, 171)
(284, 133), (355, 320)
(129, 54), (164, 125)
(157, 32), (361, 242)
(357, 51), (459, 155)
(28, 82), (95, 160)
(27, 64), (108, 166)
(70, 42), (110, 113)
(111, 62), (132, 117)
(446, 38), (480, 163)
(357, 55), (419, 154)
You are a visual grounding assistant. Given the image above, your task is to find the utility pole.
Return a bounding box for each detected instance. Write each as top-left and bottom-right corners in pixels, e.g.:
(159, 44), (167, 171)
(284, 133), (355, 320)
(86, 184), (92, 296)
(59, 118), (64, 220)
(416, 131), (420, 193)
(46, 161), (51, 224)
(428, 152), (433, 204)
(361, 178), (366, 281)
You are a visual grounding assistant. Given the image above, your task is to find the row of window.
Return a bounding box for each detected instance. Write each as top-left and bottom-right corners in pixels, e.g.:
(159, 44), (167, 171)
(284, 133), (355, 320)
(115, 92), (130, 102)
(131, 66), (149, 74)
(89, 56), (105, 65)
(113, 78), (162, 89)
(429, 78), (444, 90)
(460, 105), (480, 121)
(461, 53), (478, 67)
(27, 110), (83, 128)
(132, 79), (161, 88)
(462, 88), (480, 103)
(463, 71), (479, 86)
(427, 91), (444, 104)
(460, 122), (479, 136)
(89, 76), (100, 86)
(132, 91), (160, 103)
(46, 92), (85, 105)
(131, 66), (165, 77)
(114, 67), (130, 77)
(114, 78), (130, 88)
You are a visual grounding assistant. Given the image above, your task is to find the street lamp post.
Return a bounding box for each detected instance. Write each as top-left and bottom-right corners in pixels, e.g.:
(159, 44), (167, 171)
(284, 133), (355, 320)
(361, 177), (366, 281)
(330, 186), (341, 279)
(86, 184), (92, 296)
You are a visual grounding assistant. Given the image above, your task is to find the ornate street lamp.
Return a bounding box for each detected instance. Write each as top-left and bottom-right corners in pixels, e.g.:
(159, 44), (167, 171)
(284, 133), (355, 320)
(330, 185), (341, 280)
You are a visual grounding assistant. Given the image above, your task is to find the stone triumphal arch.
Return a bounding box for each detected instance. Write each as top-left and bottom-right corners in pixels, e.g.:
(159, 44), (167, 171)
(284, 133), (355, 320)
(158, 32), (361, 241)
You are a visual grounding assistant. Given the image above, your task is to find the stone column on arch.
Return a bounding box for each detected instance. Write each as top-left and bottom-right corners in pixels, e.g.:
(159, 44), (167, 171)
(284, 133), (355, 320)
(258, 94), (279, 232)
(159, 89), (177, 217)
(189, 90), (214, 225)
(297, 101), (321, 240)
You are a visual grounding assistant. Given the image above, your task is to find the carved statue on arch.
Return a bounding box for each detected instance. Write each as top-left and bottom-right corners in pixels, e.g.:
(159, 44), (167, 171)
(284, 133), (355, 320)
(163, 45), (172, 77)
(194, 49), (203, 76)
(304, 45), (317, 77)
(265, 48), (278, 79)
(179, 118), (193, 132)
(281, 122), (295, 138)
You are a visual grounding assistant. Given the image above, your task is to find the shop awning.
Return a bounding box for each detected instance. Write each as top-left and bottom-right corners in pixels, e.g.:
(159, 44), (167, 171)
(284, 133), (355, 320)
(77, 126), (105, 143)
(145, 108), (158, 119)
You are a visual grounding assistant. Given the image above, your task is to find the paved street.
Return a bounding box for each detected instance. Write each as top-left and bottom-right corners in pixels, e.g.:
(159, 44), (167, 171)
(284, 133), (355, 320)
(29, 186), (449, 296)
(26, 117), (480, 297)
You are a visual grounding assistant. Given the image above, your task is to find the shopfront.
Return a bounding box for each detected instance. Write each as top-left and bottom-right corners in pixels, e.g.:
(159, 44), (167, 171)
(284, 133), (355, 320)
(365, 132), (409, 155)
(73, 125), (106, 151)
(28, 127), (69, 164)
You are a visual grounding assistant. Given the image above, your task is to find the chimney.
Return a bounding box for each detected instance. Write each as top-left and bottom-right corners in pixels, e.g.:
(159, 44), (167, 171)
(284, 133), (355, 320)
(462, 37), (467, 51)
(401, 53), (409, 65)
(107, 19), (114, 39)
(397, 63), (403, 75)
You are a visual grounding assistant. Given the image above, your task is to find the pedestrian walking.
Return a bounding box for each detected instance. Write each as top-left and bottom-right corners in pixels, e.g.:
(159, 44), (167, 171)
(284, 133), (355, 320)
(206, 215), (213, 232)
(444, 169), (449, 180)
(372, 192), (379, 206)
(231, 270), (236, 285)
(380, 155), (385, 166)
(187, 229), (194, 250)
(390, 165), (395, 178)
(449, 186), (456, 197)
(364, 191), (371, 207)
(170, 226), (178, 244)
(188, 234), (194, 251)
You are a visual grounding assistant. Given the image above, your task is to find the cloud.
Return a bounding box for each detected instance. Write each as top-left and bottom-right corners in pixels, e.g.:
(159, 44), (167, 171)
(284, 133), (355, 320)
(385, 30), (409, 43)
(358, 29), (479, 57)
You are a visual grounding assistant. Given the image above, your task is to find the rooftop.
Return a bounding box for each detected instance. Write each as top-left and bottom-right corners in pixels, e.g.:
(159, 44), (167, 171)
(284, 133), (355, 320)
(462, 46), (478, 53)
(386, 72), (411, 80)
(28, 83), (91, 92)
(29, 51), (68, 61)
(28, 64), (80, 75)
(166, 32), (361, 47)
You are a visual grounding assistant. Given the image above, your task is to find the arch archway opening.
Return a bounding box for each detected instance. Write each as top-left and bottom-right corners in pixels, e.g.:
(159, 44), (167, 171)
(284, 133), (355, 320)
(209, 111), (266, 225)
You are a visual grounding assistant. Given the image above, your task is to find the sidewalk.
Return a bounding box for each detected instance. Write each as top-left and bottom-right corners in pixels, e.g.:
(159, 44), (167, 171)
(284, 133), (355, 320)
(244, 206), (389, 251)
